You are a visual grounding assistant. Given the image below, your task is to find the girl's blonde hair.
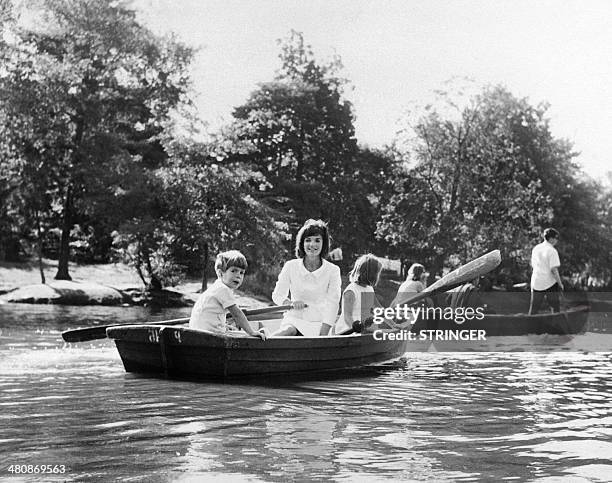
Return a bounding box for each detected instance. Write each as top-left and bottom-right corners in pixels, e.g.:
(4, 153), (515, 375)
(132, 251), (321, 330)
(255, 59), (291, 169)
(349, 254), (383, 286)
(406, 263), (425, 281)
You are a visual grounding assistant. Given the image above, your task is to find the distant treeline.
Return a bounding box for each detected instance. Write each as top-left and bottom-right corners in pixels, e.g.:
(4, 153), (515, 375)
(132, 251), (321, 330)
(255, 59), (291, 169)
(1, 1), (611, 291)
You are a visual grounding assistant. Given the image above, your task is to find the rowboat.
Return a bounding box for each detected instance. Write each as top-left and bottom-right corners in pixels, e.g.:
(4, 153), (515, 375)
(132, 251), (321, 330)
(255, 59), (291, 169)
(411, 305), (590, 336)
(99, 250), (507, 379)
(106, 321), (410, 380)
(105, 305), (590, 379)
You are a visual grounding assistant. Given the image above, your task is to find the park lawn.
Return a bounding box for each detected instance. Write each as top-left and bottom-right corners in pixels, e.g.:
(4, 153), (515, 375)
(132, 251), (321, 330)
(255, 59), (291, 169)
(0, 258), (144, 293)
(0, 258), (271, 308)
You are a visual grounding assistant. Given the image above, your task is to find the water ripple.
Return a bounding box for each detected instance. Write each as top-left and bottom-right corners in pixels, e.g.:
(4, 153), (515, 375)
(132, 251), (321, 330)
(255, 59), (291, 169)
(1, 305), (611, 481)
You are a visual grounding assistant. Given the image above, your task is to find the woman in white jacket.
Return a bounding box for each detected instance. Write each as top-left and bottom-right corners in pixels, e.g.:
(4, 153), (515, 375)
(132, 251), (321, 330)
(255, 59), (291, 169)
(271, 219), (341, 337)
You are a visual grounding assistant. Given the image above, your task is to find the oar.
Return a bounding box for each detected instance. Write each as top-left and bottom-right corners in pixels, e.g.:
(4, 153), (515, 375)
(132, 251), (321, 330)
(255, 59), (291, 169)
(62, 304), (294, 342)
(339, 249), (501, 335)
(392, 249), (501, 307)
(62, 318), (188, 342)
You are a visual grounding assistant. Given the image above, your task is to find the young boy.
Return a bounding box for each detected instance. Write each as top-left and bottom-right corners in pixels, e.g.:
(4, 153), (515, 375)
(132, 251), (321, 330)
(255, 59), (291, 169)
(189, 250), (266, 339)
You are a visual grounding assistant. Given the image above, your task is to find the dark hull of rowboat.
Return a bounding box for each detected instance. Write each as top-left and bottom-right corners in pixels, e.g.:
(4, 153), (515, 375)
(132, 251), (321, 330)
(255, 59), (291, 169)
(106, 325), (410, 380)
(412, 305), (590, 336)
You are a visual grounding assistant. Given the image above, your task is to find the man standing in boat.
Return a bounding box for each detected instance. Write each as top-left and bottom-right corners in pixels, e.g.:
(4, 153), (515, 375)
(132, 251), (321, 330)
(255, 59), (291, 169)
(529, 228), (564, 314)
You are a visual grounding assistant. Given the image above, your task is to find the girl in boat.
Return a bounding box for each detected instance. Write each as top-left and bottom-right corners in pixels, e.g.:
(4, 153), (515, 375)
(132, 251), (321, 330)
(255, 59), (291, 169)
(271, 219), (341, 336)
(334, 254), (383, 335)
(390, 263), (432, 307)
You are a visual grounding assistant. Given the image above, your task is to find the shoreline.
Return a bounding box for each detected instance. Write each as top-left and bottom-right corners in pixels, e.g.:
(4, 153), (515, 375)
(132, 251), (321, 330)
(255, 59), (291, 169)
(0, 259), (270, 308)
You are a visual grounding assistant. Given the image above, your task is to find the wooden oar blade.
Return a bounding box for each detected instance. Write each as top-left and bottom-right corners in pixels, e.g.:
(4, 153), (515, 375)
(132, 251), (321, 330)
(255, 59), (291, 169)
(62, 326), (107, 343)
(394, 249), (501, 307)
(426, 249), (501, 293)
(62, 318), (189, 343)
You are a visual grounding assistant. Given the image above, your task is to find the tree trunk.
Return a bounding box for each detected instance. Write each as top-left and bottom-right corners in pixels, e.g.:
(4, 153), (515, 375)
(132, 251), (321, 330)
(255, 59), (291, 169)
(400, 258), (408, 280)
(200, 242), (209, 292)
(55, 186), (73, 280)
(135, 262), (147, 288)
(426, 253), (446, 306)
(295, 123), (304, 181)
(428, 253), (446, 286)
(141, 243), (161, 290)
(56, 113), (85, 281)
(35, 210), (45, 284)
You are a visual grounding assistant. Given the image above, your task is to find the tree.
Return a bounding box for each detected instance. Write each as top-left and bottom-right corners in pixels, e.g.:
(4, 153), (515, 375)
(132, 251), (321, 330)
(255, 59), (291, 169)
(598, 174), (612, 286)
(229, 31), (391, 259)
(0, 0), (193, 279)
(109, 137), (288, 291)
(0, 0), (65, 272)
(378, 85), (580, 282)
(573, 173), (612, 287)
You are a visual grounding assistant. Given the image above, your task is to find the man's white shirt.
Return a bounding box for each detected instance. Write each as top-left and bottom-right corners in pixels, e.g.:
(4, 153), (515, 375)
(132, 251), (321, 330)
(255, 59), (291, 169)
(531, 240), (560, 290)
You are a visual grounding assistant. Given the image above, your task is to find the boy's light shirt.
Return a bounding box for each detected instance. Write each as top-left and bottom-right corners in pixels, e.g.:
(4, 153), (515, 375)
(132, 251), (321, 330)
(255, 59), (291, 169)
(189, 278), (236, 333)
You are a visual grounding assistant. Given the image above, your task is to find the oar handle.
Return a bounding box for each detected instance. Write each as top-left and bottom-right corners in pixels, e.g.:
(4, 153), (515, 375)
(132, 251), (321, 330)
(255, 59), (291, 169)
(61, 304), (294, 342)
(227, 304), (294, 321)
(242, 304), (294, 316)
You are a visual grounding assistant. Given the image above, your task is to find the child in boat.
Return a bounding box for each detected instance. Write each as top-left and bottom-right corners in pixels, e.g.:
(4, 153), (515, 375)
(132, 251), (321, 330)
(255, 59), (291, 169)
(189, 250), (266, 339)
(334, 254), (384, 334)
(390, 263), (433, 308)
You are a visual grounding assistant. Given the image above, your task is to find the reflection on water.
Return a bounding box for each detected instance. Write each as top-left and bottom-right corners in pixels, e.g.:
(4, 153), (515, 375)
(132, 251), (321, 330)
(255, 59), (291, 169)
(1, 303), (612, 481)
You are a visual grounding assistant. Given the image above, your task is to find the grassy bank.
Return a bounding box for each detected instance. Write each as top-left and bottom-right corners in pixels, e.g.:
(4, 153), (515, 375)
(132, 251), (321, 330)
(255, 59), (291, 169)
(0, 258), (271, 307)
(0, 258), (144, 293)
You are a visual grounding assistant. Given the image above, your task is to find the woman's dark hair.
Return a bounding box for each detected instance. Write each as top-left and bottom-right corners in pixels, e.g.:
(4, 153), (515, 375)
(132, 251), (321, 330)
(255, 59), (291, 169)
(295, 219), (330, 259)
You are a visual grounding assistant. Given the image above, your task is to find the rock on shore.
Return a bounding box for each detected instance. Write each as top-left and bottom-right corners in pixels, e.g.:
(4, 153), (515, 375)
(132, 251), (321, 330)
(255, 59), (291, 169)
(0, 281), (132, 305)
(0, 280), (192, 307)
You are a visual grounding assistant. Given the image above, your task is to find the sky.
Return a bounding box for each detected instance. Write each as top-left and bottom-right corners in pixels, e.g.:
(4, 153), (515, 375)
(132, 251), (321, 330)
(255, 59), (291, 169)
(135, 0), (612, 179)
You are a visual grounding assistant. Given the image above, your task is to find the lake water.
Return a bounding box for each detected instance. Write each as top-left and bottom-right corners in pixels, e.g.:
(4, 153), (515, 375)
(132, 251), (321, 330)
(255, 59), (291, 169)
(1, 303), (611, 481)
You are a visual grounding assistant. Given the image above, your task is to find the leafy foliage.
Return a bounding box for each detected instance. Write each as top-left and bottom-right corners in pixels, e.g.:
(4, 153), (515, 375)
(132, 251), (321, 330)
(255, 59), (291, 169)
(108, 139), (288, 289)
(228, 31), (392, 260)
(378, 85), (608, 283)
(2, 7), (610, 294)
(0, 0), (193, 279)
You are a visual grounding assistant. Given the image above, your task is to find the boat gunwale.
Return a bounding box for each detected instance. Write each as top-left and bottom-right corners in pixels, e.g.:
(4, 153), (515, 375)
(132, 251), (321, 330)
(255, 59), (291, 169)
(106, 304), (591, 345)
(473, 304), (589, 320)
